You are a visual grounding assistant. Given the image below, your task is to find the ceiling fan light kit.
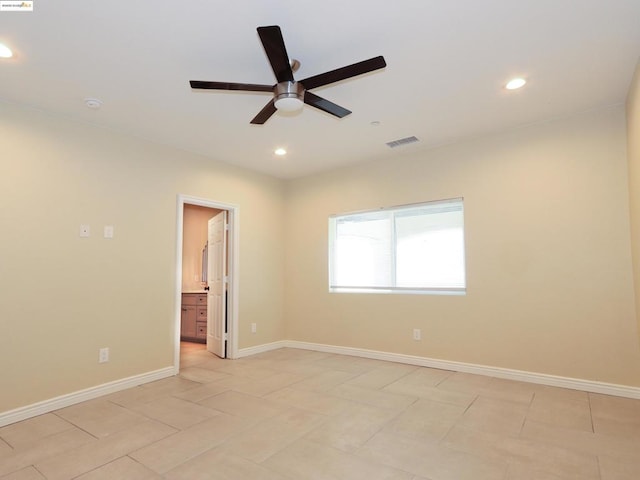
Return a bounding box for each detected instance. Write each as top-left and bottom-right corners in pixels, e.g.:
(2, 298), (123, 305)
(274, 81), (305, 112)
(189, 25), (386, 124)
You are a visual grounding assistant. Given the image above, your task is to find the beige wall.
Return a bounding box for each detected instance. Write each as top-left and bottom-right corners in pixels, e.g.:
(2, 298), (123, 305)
(285, 105), (640, 386)
(4, 85), (640, 416)
(627, 59), (640, 347)
(0, 101), (286, 412)
(181, 204), (220, 292)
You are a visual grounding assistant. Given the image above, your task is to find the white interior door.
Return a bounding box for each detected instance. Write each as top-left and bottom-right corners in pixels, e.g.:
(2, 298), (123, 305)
(207, 211), (227, 358)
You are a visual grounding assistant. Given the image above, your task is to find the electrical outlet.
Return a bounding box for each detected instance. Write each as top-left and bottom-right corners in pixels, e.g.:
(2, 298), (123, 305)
(412, 328), (421, 341)
(251, 323), (257, 334)
(99, 347), (109, 363)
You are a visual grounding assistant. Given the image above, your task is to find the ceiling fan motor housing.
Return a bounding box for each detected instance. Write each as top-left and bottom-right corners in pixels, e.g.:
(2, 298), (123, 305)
(274, 81), (305, 111)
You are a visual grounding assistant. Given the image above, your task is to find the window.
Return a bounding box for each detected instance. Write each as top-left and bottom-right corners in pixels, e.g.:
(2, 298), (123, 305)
(329, 198), (465, 294)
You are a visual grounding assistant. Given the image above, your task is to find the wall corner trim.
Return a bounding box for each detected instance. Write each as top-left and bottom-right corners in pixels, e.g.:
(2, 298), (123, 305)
(282, 340), (640, 400)
(0, 366), (176, 428)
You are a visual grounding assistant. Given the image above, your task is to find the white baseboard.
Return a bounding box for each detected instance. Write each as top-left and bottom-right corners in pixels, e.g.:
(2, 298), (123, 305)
(283, 340), (640, 400)
(0, 366), (176, 428)
(5, 341), (639, 428)
(237, 340), (288, 358)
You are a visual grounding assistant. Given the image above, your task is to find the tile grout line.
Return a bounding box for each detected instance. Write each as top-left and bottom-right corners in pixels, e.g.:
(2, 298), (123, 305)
(433, 370), (455, 387)
(517, 391), (537, 437)
(67, 454), (130, 479)
(32, 463), (47, 479)
(461, 394), (480, 415)
(595, 453), (603, 480)
(50, 412), (101, 441)
(587, 392), (596, 434)
(0, 434), (14, 451)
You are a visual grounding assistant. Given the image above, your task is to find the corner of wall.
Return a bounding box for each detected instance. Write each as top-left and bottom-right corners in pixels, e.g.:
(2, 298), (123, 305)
(626, 56), (640, 349)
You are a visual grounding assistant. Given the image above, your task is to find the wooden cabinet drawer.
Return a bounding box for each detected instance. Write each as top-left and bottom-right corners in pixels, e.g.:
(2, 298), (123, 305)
(197, 307), (207, 320)
(182, 294), (197, 306)
(182, 294), (207, 306)
(196, 322), (207, 338)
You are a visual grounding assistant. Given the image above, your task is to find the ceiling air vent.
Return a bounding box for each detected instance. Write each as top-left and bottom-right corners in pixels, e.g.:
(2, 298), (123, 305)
(385, 136), (420, 149)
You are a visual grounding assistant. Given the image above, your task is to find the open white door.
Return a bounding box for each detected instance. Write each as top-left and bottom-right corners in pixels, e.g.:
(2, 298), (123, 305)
(207, 211), (227, 358)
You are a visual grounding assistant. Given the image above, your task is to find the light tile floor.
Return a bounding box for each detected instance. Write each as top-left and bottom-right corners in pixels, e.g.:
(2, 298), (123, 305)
(1, 342), (640, 479)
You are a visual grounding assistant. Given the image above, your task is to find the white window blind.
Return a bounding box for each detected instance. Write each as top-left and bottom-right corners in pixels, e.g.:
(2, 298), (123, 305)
(329, 198), (466, 294)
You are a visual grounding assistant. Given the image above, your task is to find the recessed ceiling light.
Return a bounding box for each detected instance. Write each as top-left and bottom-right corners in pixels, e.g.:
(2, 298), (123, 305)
(0, 43), (13, 58)
(370, 121), (381, 127)
(274, 148), (287, 156)
(505, 77), (527, 90)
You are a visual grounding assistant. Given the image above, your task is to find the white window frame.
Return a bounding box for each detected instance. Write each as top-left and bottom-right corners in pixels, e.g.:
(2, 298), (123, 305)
(328, 198), (466, 295)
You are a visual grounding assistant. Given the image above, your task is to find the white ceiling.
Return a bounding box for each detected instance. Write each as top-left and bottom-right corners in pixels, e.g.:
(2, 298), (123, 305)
(2, 1), (640, 179)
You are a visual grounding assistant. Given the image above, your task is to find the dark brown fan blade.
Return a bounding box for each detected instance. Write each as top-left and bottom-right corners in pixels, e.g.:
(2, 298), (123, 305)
(304, 91), (351, 118)
(257, 26), (294, 83)
(300, 56), (386, 90)
(190, 80), (273, 92)
(250, 99), (277, 124)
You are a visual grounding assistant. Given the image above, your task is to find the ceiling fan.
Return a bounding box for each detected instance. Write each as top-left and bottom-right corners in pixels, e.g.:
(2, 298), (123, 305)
(189, 25), (386, 124)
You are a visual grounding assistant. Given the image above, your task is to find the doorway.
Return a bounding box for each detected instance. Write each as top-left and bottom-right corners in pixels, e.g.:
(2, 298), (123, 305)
(174, 195), (239, 371)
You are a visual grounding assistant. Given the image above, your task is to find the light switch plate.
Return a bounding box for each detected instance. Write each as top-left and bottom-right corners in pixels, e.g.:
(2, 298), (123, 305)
(79, 224), (90, 238)
(104, 225), (114, 239)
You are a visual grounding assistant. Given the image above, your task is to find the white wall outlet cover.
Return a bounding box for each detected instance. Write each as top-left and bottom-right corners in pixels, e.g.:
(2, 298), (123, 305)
(80, 224), (90, 237)
(98, 347), (109, 363)
(103, 225), (114, 238)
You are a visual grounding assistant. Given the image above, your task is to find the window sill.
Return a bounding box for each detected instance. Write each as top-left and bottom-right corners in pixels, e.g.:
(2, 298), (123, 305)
(329, 287), (466, 296)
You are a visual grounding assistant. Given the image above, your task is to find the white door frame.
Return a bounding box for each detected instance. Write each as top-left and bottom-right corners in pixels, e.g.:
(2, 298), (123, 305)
(174, 194), (239, 372)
